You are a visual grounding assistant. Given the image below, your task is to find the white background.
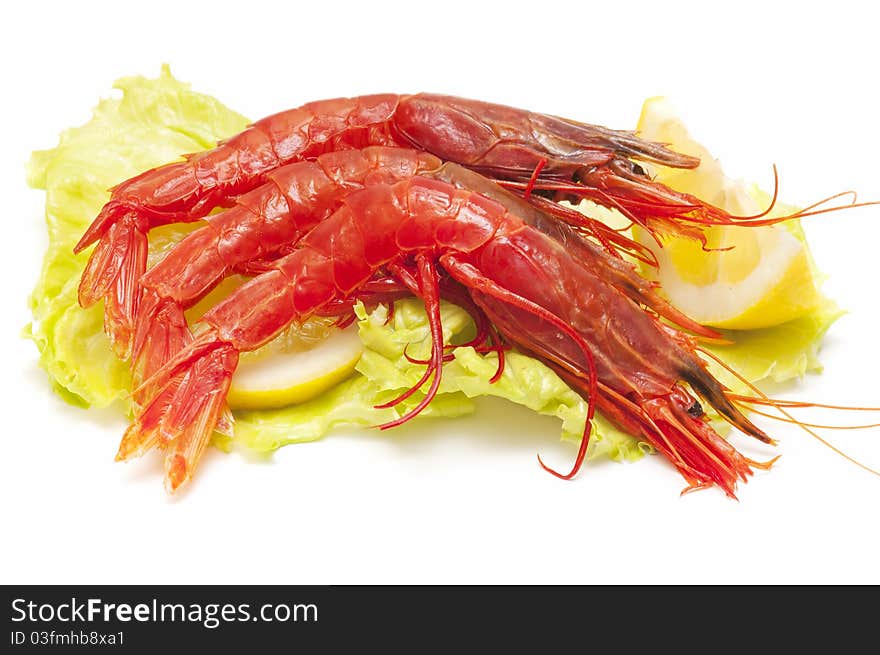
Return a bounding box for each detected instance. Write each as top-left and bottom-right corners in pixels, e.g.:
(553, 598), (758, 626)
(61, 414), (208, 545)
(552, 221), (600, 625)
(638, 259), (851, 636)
(2, 1), (879, 585)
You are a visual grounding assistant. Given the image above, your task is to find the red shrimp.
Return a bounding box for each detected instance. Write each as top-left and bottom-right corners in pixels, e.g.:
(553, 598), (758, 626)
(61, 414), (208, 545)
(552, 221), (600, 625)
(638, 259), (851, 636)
(132, 147), (441, 386)
(118, 177), (769, 496)
(74, 92), (722, 357)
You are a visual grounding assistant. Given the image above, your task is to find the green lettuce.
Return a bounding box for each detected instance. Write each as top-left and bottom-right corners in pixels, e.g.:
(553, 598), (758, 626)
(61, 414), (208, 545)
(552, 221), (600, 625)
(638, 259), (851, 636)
(26, 67), (838, 468)
(703, 298), (843, 394)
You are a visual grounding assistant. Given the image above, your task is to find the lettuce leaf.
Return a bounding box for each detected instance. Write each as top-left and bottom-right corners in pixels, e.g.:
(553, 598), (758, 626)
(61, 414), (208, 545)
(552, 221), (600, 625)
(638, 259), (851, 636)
(703, 297), (843, 392)
(27, 66), (249, 409)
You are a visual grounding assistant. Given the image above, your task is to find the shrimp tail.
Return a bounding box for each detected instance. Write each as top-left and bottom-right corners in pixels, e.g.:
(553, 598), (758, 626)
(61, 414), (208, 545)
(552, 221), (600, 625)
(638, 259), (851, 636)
(77, 212), (148, 358)
(131, 289), (193, 401)
(74, 200), (128, 255)
(117, 332), (237, 492)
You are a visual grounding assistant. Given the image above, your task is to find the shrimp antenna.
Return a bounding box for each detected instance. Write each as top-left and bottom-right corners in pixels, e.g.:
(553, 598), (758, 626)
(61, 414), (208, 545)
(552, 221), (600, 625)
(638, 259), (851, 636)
(714, 169), (874, 227)
(739, 405), (880, 430)
(726, 394), (880, 412)
(696, 347), (880, 478)
(725, 195), (880, 228)
(729, 163), (781, 221)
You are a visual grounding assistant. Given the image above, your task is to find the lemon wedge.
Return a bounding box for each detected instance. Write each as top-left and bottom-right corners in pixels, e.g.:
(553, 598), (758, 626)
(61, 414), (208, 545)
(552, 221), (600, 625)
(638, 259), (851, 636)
(633, 97), (822, 330)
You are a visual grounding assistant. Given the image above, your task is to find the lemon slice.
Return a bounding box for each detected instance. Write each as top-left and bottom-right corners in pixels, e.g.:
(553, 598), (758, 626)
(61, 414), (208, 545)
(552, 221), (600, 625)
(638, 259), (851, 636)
(227, 322), (363, 410)
(634, 97), (822, 330)
(180, 275), (362, 410)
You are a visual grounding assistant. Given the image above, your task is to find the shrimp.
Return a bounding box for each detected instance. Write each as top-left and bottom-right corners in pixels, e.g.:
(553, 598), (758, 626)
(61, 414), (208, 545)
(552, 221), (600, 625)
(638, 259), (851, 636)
(118, 177), (770, 496)
(74, 92), (727, 357)
(133, 151), (722, 396)
(132, 147), (441, 387)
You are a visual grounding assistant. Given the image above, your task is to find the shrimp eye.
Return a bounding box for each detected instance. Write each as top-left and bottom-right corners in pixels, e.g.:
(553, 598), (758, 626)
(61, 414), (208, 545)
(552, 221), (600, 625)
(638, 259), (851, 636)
(604, 159), (648, 181)
(687, 400), (704, 418)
